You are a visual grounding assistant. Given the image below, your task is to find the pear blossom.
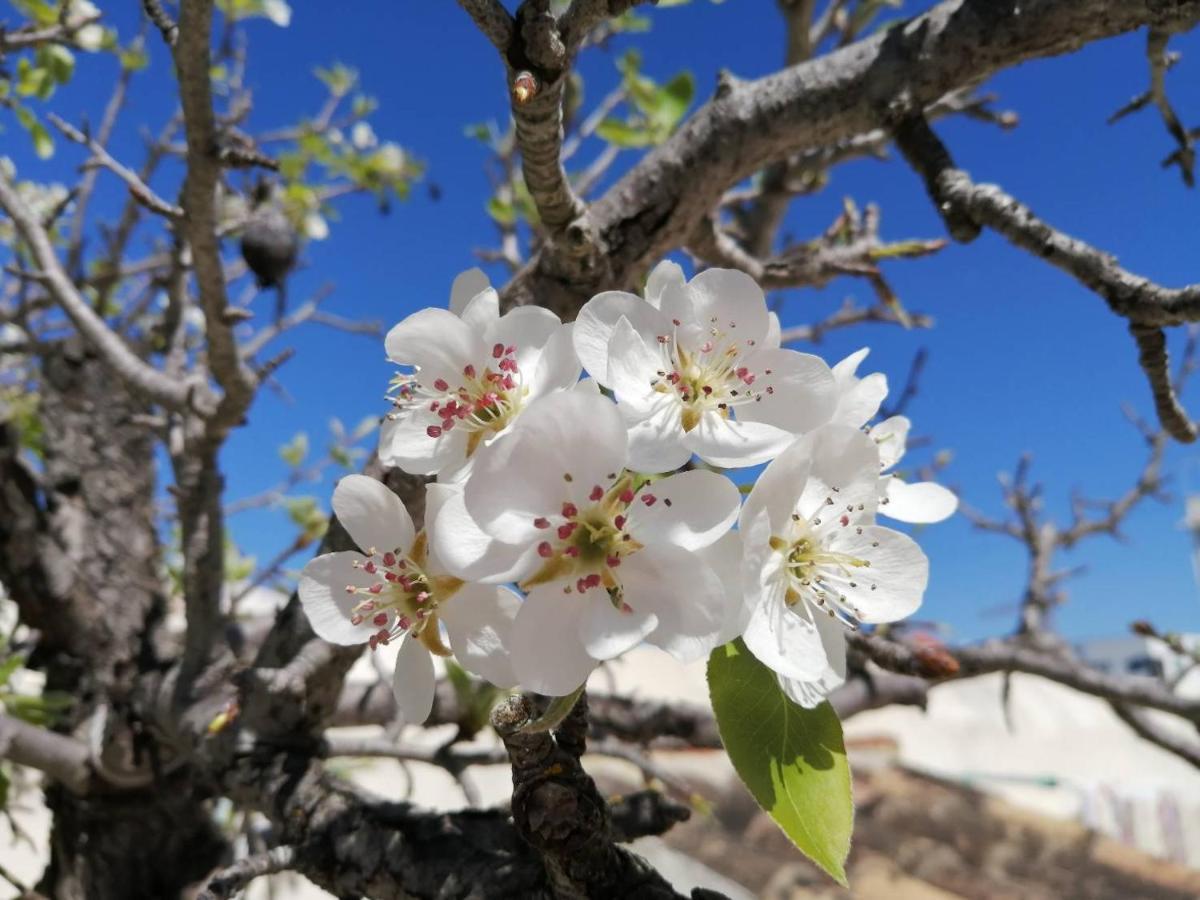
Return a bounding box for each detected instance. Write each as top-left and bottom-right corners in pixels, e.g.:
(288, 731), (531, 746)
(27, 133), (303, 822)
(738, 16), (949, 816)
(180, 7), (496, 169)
(828, 348), (888, 428)
(431, 390), (740, 696)
(869, 415), (959, 524)
(573, 263), (837, 470)
(738, 424), (929, 707)
(299, 475), (518, 724)
(379, 269), (581, 480)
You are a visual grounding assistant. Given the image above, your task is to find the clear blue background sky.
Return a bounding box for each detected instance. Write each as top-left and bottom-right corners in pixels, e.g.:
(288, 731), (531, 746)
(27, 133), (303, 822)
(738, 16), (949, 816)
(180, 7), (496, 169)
(8, 1), (1200, 644)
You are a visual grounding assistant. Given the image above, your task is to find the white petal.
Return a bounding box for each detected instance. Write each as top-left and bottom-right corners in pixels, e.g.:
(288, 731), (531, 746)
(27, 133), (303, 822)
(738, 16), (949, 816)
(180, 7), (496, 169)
(441, 584), (520, 688)
(741, 436), (812, 535)
(573, 291), (667, 386)
(378, 412), (470, 477)
(686, 413), (794, 469)
(449, 268), (492, 316)
(460, 287), (500, 332)
(826, 525), (929, 622)
(742, 595), (831, 682)
(621, 544), (726, 663)
(385, 308), (486, 384)
(607, 317), (664, 412)
(422, 483), (457, 545)
(870, 416), (911, 471)
(644, 259), (686, 307)
(578, 596), (659, 660)
(779, 617), (847, 710)
(625, 470), (739, 551)
(685, 268), (770, 348)
(624, 402), (692, 473)
(708, 530), (752, 645)
(881, 477), (958, 524)
(527, 324), (582, 400)
(778, 612), (849, 707)
(735, 348), (838, 435)
(332, 475), (415, 556)
(796, 424), (882, 527)
(464, 391), (627, 539)
(391, 635), (436, 725)
(832, 347), (870, 384)
(764, 311), (782, 349)
(511, 585), (598, 696)
(429, 489), (538, 583)
(834, 372), (888, 428)
(298, 552), (375, 645)
(486, 305), (560, 373)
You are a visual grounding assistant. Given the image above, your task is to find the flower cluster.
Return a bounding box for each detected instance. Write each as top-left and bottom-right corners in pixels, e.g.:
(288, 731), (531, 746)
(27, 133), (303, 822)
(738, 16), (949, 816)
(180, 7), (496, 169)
(301, 263), (956, 722)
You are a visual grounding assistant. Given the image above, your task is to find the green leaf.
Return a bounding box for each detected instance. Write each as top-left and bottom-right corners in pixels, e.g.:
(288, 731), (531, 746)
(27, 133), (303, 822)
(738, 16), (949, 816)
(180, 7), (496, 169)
(486, 195), (516, 226)
(707, 639), (853, 885)
(279, 431), (309, 467)
(0, 653), (24, 689)
(595, 118), (652, 148)
(314, 62), (358, 97)
(29, 121), (54, 159)
(651, 72), (694, 131)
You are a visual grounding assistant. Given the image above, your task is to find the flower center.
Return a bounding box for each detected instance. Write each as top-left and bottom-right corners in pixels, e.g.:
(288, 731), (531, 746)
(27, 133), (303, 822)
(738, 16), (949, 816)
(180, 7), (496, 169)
(520, 474), (655, 605)
(388, 344), (527, 457)
(647, 319), (771, 431)
(769, 496), (879, 628)
(345, 531), (462, 656)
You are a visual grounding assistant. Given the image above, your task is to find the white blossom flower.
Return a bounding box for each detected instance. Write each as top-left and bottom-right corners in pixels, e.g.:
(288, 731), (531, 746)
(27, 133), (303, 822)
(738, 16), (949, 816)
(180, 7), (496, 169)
(573, 263), (837, 470)
(351, 122), (378, 150)
(869, 415), (958, 524)
(379, 269), (581, 480)
(299, 475), (518, 724)
(430, 390), (740, 696)
(828, 348), (887, 428)
(738, 425), (929, 707)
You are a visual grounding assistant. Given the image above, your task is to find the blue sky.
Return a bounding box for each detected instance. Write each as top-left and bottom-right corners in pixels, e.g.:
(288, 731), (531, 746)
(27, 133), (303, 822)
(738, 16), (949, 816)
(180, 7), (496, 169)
(7, 1), (1200, 643)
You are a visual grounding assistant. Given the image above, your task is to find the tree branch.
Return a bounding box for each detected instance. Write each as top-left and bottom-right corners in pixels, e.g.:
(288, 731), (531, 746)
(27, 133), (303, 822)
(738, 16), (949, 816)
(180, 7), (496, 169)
(558, 0), (654, 53)
(933, 169), (1199, 440)
(455, 0), (515, 53)
(0, 169), (199, 412)
(0, 713), (92, 795)
(47, 113), (184, 221)
(500, 0), (1200, 314)
(1110, 703), (1200, 769)
(197, 846), (297, 900)
(174, 0), (259, 436)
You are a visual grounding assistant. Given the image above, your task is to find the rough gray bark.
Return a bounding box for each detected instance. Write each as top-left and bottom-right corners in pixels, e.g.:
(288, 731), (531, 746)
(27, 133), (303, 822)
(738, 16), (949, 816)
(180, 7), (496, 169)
(2, 341), (227, 900)
(500, 0), (1200, 316)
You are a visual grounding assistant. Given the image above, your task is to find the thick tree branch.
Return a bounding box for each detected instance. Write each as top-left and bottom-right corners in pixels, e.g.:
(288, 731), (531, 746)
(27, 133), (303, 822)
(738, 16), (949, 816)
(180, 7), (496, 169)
(0, 714), (92, 795)
(501, 0), (1200, 314)
(491, 692), (693, 899)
